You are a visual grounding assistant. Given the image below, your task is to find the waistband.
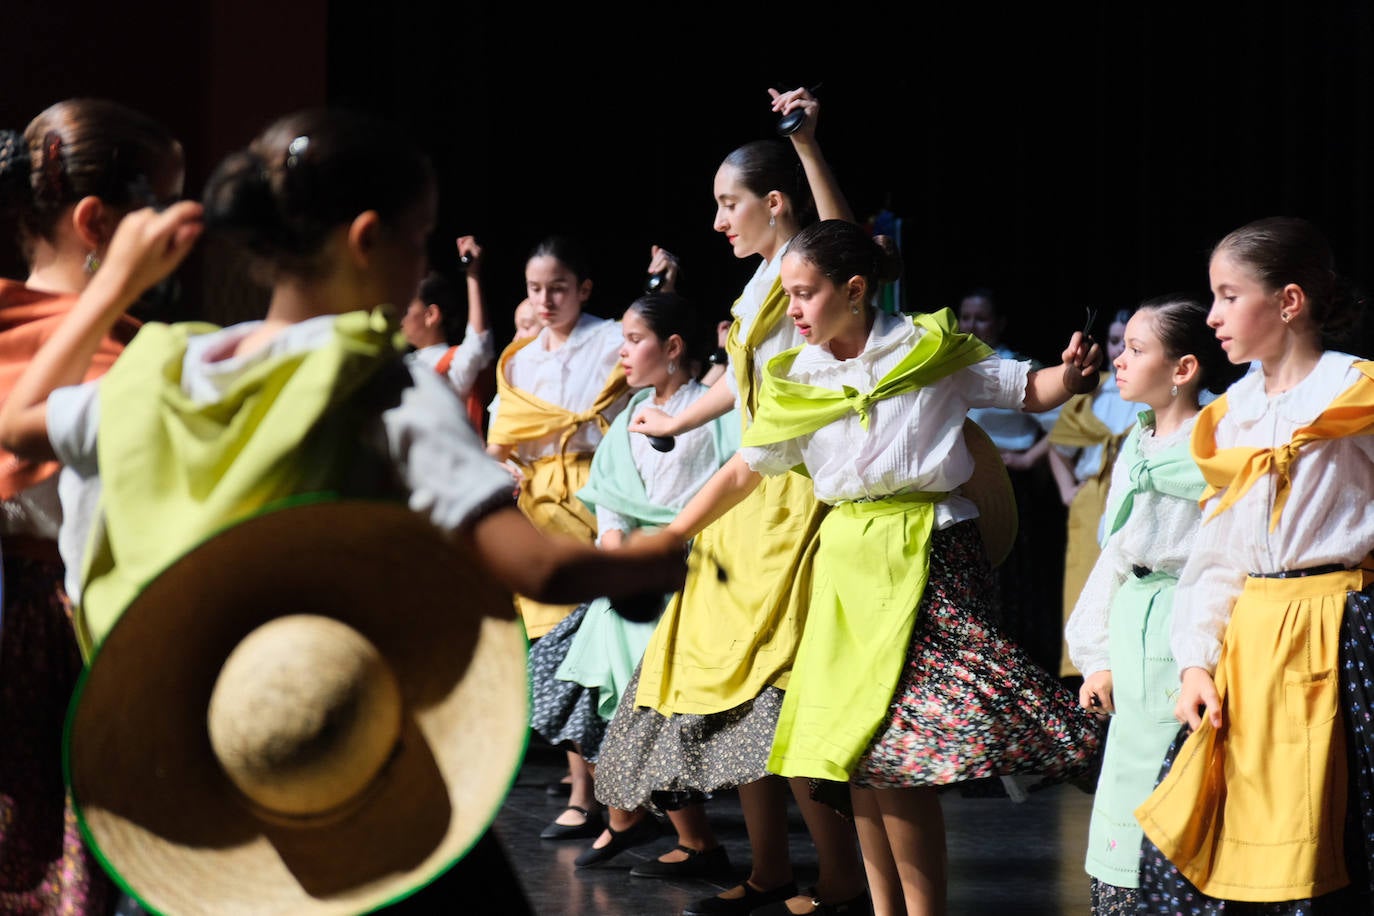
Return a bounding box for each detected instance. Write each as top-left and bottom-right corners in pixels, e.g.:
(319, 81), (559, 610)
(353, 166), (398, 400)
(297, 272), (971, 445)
(1248, 563), (1346, 580)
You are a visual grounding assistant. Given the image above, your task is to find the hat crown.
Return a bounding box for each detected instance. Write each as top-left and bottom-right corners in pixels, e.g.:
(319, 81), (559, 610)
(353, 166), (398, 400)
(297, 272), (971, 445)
(206, 614), (402, 821)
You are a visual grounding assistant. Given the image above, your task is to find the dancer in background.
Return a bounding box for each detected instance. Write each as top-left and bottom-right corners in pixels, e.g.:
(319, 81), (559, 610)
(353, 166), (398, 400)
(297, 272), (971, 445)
(1064, 294), (1236, 914)
(1136, 216), (1373, 914)
(0, 97), (184, 914)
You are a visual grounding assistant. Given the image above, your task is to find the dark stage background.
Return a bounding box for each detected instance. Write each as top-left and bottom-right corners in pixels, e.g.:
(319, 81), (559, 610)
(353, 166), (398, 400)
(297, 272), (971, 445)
(5, 2), (1373, 364)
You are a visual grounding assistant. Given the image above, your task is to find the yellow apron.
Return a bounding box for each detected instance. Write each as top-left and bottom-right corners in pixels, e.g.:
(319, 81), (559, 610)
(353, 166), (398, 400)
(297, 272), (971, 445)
(487, 335), (630, 638)
(1136, 360), (1374, 900)
(635, 278), (825, 713)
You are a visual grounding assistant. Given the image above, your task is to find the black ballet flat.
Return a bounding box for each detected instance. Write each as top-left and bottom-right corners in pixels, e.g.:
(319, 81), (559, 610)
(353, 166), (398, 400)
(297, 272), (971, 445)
(572, 816), (662, 868)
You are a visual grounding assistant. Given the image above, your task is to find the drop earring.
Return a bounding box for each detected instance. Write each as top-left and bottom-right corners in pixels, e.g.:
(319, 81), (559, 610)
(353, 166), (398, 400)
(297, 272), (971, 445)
(768, 215), (775, 228)
(851, 303), (860, 315)
(83, 251), (100, 274)
(667, 360), (677, 375)
(1170, 384), (1178, 398)
(1281, 311), (1291, 323)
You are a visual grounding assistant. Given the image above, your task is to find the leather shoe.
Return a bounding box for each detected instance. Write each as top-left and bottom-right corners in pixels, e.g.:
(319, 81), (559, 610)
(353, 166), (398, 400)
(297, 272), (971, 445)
(539, 805), (604, 840)
(751, 887), (873, 915)
(681, 881), (797, 916)
(630, 844), (733, 879)
(573, 816), (662, 867)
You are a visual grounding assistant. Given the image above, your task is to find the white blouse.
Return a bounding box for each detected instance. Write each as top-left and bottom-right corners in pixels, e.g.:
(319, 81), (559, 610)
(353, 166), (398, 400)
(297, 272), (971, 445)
(489, 313), (628, 461)
(1064, 415), (1202, 677)
(1172, 350), (1374, 673)
(739, 311), (1031, 530)
(406, 324), (495, 399)
(595, 381), (732, 541)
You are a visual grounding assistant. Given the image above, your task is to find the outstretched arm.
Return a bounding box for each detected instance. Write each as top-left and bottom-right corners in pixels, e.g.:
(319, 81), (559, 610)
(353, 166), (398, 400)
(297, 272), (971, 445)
(1023, 331), (1102, 412)
(466, 504), (686, 604)
(630, 369), (737, 437)
(0, 202), (204, 461)
(663, 452), (761, 541)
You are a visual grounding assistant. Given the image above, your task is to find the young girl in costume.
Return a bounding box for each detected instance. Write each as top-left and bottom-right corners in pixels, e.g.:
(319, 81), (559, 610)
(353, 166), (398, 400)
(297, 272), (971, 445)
(0, 105), (688, 916)
(1049, 306), (1145, 678)
(662, 219), (1106, 916)
(484, 234), (634, 839)
(528, 290), (739, 877)
(1063, 294), (1238, 915)
(1134, 216), (1373, 914)
(0, 96), (183, 916)
(598, 88), (872, 916)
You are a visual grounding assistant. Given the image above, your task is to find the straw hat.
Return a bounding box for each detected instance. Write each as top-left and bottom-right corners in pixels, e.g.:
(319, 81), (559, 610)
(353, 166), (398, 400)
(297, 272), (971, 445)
(960, 418), (1018, 568)
(65, 498), (529, 915)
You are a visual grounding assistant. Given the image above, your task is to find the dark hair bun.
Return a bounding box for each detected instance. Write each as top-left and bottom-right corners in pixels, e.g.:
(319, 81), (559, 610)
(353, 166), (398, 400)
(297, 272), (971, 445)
(201, 150), (287, 259)
(0, 130), (30, 209)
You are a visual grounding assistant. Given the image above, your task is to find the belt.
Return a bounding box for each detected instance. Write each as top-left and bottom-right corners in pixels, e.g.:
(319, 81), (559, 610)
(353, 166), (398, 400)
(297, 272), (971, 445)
(1132, 564), (1153, 578)
(1248, 563), (1346, 579)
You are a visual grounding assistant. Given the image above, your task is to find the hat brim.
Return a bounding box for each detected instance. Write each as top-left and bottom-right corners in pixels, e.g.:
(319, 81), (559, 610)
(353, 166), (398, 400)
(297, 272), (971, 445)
(961, 419), (1018, 568)
(66, 498), (530, 915)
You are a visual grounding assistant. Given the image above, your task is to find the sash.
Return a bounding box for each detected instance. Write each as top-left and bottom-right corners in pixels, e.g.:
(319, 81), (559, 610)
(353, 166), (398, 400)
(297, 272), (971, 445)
(485, 333), (629, 502)
(742, 309), (992, 447)
(1193, 360), (1374, 531)
(77, 307), (402, 656)
(1103, 413), (1207, 538)
(576, 387), (740, 529)
(726, 277), (791, 423)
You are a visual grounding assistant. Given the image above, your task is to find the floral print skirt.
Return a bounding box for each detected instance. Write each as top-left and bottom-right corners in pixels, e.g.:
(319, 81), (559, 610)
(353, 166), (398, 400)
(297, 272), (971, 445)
(848, 521), (1104, 790)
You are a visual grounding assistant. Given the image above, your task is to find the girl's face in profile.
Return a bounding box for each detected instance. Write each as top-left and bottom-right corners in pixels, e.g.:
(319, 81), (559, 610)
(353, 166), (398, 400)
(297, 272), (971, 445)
(712, 164), (774, 262)
(618, 307), (674, 390)
(1113, 309), (1177, 408)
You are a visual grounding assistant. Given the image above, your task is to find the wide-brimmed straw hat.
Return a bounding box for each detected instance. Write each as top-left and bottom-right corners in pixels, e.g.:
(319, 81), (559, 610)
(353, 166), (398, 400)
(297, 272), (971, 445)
(960, 418), (1018, 568)
(65, 498), (529, 915)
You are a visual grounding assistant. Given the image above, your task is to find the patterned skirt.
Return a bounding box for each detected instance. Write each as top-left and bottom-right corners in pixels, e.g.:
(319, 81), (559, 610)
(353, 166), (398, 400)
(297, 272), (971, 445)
(848, 521), (1104, 790)
(0, 543), (115, 914)
(593, 670), (786, 813)
(527, 604), (606, 761)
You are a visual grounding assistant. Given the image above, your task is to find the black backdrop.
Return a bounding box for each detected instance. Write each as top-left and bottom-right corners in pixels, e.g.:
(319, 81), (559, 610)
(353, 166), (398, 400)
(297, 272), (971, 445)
(325, 3), (1374, 363)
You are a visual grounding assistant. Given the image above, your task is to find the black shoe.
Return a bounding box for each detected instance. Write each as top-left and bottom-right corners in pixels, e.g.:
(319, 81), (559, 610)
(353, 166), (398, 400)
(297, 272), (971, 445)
(752, 887), (873, 915)
(573, 816), (663, 868)
(681, 881), (797, 916)
(545, 779), (573, 797)
(630, 844), (733, 879)
(539, 805), (604, 840)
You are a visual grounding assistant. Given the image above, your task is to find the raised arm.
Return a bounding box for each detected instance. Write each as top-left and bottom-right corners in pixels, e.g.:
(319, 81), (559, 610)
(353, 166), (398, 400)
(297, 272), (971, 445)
(1023, 331), (1103, 413)
(0, 202), (204, 461)
(770, 86), (856, 224)
(456, 235), (488, 336)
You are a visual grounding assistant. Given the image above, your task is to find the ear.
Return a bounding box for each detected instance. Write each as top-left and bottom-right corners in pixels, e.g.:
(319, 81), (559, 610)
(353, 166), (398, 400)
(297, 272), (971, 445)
(846, 276), (866, 305)
(1279, 282), (1307, 322)
(423, 303), (442, 329)
(345, 210), (383, 267)
(664, 333), (686, 364)
(71, 196), (109, 250)
(576, 277), (593, 303)
(1173, 353), (1200, 388)
(766, 190), (785, 221)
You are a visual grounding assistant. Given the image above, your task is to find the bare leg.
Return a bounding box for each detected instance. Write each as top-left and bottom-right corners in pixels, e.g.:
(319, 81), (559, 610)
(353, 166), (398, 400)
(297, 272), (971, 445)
(708, 776), (793, 900)
(852, 786), (904, 916)
(652, 802), (721, 863)
(876, 786), (946, 916)
(788, 777), (867, 904)
(552, 748), (600, 827)
(587, 804), (650, 849)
